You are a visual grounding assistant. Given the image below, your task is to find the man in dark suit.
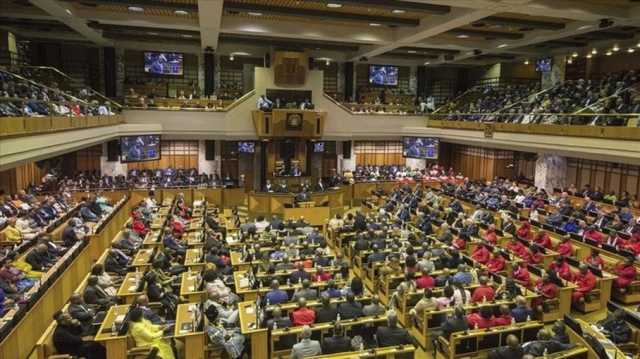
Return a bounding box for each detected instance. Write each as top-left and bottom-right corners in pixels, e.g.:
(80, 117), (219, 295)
(337, 293), (363, 320)
(376, 312), (414, 358)
(289, 263), (312, 284)
(440, 306), (470, 339)
(322, 322), (351, 354)
(68, 293), (100, 335)
(26, 244), (52, 271)
(489, 334), (524, 359)
(53, 311), (106, 359)
(83, 276), (116, 310)
(104, 249), (129, 275)
(314, 294), (337, 323)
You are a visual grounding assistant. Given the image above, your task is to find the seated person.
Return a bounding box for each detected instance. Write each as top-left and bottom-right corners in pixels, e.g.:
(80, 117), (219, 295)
(291, 325), (321, 358)
(52, 311), (106, 359)
(488, 334), (523, 359)
(522, 328), (574, 356)
(440, 306), (469, 339)
(337, 292), (363, 320)
(363, 295), (386, 316)
(492, 304), (514, 326)
(83, 275), (116, 310)
(376, 312), (414, 358)
(128, 307), (177, 359)
(322, 322), (351, 354)
(204, 304), (245, 359)
(532, 273), (559, 313)
(467, 306), (495, 329)
(264, 280), (289, 305)
(571, 264), (597, 305)
(26, 244), (54, 271)
(613, 257), (637, 293)
(291, 297), (316, 326)
(597, 309), (632, 344)
(511, 296), (533, 323)
(471, 276), (495, 303)
(314, 294), (337, 323)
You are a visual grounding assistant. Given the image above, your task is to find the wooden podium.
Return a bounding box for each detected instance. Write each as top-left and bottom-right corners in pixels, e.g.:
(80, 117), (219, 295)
(252, 109), (325, 138)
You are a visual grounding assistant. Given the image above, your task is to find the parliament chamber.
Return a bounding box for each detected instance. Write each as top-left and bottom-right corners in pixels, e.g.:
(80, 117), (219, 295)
(2, 1), (640, 359)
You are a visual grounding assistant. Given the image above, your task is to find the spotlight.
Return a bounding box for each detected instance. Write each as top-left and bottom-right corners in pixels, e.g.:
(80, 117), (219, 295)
(325, 59), (330, 66)
(613, 44), (620, 52)
(606, 51), (612, 56)
(586, 54), (592, 59)
(326, 3), (343, 8)
(369, 23), (381, 27)
(628, 48), (635, 53)
(524, 59), (529, 65)
(174, 10), (189, 15)
(567, 58), (573, 64)
(571, 52), (578, 58)
(128, 6), (144, 12)
(230, 55), (234, 61)
(591, 48), (597, 54)
(392, 9), (406, 14)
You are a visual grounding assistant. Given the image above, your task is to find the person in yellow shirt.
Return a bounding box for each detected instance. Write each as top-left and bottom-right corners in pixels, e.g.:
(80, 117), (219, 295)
(128, 307), (176, 359)
(2, 217), (23, 243)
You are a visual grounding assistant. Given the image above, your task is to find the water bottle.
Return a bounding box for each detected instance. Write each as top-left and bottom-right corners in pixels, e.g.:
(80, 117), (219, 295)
(111, 322), (117, 336)
(336, 313), (341, 322)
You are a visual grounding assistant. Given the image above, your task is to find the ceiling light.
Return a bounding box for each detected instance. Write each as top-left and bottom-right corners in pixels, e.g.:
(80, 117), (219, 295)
(571, 52), (578, 58)
(392, 9), (406, 14)
(326, 3), (343, 8)
(128, 6), (144, 12)
(567, 58), (573, 64)
(325, 59), (330, 66)
(65, 9), (72, 15)
(248, 11), (263, 16)
(577, 25), (592, 31)
(606, 50), (613, 56)
(637, 42), (640, 48)
(628, 48), (635, 53)
(591, 48), (597, 54)
(457, 34), (470, 39)
(174, 10), (189, 15)
(230, 55), (234, 61)
(524, 59), (529, 65)
(408, 50), (417, 53)
(369, 23), (381, 27)
(181, 34), (193, 38)
(231, 52), (251, 56)
(497, 44), (508, 48)
(147, 32), (159, 35)
(586, 54), (592, 58)
(613, 44), (620, 52)
(424, 62), (430, 65)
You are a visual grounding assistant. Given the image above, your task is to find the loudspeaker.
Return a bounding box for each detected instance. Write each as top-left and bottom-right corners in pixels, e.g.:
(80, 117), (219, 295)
(280, 141), (295, 160)
(107, 140), (119, 162)
(205, 140), (215, 160)
(342, 141), (351, 159)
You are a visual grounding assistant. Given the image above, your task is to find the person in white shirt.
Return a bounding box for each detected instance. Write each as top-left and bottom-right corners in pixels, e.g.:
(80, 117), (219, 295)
(257, 95), (273, 111)
(16, 215), (39, 240)
(328, 214), (344, 230)
(254, 216), (270, 233)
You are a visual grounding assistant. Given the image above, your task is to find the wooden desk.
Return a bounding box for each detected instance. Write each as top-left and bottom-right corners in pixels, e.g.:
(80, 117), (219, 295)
(186, 230), (204, 247)
(174, 303), (206, 359)
(238, 301), (268, 359)
(132, 248), (155, 270)
(283, 206), (330, 226)
(117, 272), (145, 304)
(94, 305), (131, 359)
(234, 270), (346, 302)
(307, 346), (417, 359)
(184, 248), (204, 270)
(142, 230), (162, 247)
(187, 218), (204, 232)
(570, 318), (626, 359)
(180, 271), (205, 302)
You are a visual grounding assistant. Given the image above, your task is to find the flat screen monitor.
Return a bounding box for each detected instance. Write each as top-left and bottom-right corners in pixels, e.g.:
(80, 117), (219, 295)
(238, 141), (255, 153)
(403, 137), (439, 159)
(313, 142), (325, 153)
(535, 57), (552, 72)
(369, 65), (398, 86)
(144, 52), (184, 76)
(120, 135), (161, 163)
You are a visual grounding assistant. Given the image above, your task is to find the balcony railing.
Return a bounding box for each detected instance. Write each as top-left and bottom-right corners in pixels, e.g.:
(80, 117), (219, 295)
(0, 114), (124, 138)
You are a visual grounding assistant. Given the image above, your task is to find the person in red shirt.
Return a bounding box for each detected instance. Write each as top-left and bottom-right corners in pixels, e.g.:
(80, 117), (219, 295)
(291, 298), (316, 326)
(571, 264), (597, 304)
(471, 244), (491, 265)
(416, 269), (435, 289)
(507, 237), (527, 258)
(555, 236), (573, 257)
(550, 257), (573, 282)
(484, 225), (498, 245)
(532, 272), (559, 312)
(583, 227), (604, 246)
(585, 250), (604, 270)
(471, 276), (495, 303)
(313, 267), (332, 282)
(492, 304), (513, 326)
(533, 231), (552, 249)
(452, 236), (467, 250)
(131, 211), (149, 236)
(614, 257), (637, 293)
(622, 236), (640, 256)
(525, 245), (543, 265)
(517, 221), (532, 241)
(467, 306), (494, 329)
(486, 250), (506, 273)
(171, 216), (185, 236)
(512, 261), (531, 288)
